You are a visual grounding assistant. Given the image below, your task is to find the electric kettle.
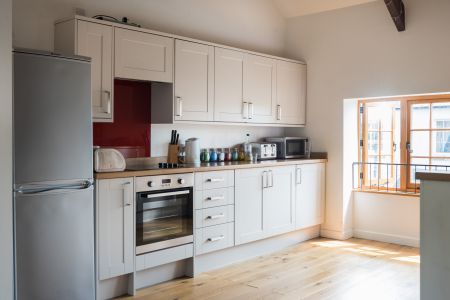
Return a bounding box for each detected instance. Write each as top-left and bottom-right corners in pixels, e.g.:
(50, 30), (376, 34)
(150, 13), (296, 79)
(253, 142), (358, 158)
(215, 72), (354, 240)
(185, 137), (200, 164)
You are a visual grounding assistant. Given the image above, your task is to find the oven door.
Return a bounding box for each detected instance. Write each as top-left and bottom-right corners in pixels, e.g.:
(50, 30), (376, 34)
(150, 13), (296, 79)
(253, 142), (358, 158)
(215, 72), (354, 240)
(136, 187), (193, 254)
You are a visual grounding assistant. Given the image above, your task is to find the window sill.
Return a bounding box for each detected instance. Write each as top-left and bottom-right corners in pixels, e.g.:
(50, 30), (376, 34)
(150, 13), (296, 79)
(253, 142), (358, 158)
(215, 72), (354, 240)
(352, 189), (420, 197)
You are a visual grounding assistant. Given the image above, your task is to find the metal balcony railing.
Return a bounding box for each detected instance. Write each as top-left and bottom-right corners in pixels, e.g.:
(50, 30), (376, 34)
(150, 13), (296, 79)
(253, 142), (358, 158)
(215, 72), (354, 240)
(352, 162), (450, 194)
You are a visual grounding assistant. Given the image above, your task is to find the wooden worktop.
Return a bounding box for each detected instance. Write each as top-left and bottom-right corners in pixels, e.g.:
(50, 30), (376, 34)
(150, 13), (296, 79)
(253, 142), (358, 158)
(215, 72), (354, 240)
(95, 158), (327, 179)
(416, 170), (450, 182)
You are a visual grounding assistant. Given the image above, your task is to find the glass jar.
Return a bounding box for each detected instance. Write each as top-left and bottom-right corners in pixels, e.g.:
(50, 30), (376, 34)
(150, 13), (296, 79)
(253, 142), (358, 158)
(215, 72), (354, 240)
(218, 148), (225, 162)
(238, 148), (246, 161)
(200, 148), (209, 162)
(224, 148), (231, 161)
(231, 148), (239, 161)
(209, 148), (218, 162)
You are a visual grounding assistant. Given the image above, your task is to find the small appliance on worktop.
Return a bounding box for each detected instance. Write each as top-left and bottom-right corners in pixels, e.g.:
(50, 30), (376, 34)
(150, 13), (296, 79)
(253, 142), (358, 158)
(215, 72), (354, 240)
(265, 137), (311, 159)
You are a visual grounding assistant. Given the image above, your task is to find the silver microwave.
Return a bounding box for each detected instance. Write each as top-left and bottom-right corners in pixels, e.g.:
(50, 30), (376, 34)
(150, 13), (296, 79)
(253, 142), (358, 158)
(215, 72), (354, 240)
(264, 137), (310, 159)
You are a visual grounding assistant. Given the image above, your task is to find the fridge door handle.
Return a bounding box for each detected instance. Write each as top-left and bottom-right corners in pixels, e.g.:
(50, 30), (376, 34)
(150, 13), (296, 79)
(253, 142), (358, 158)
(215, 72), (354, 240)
(16, 180), (93, 195)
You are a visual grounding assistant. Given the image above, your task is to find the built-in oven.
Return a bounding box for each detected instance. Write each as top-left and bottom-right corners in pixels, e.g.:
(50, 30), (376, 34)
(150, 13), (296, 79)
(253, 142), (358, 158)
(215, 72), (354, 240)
(135, 173), (194, 255)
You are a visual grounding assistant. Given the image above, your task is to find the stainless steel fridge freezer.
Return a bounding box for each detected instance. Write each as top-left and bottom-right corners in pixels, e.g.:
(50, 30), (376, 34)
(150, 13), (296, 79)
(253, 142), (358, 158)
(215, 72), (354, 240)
(13, 50), (95, 300)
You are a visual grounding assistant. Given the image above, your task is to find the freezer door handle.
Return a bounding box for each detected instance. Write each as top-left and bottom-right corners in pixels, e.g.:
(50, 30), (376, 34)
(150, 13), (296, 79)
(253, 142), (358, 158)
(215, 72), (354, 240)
(16, 180), (93, 195)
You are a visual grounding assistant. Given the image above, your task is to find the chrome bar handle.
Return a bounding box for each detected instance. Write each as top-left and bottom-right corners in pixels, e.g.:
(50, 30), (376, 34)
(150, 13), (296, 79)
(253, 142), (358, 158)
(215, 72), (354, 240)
(262, 171), (268, 188)
(268, 170), (274, 188)
(296, 168), (302, 185)
(102, 90), (111, 114)
(277, 104), (282, 121)
(207, 214), (225, 220)
(207, 178), (225, 182)
(249, 102), (254, 119)
(243, 102), (249, 119)
(206, 196), (225, 201)
(207, 236), (225, 242)
(123, 182), (132, 207)
(175, 96), (183, 117)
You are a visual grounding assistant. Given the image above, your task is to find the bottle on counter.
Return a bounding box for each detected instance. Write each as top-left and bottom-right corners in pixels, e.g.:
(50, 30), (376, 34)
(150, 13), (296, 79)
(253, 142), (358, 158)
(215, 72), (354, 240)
(238, 148), (246, 161)
(200, 148), (209, 162)
(209, 148), (218, 162)
(243, 133), (252, 161)
(231, 148), (239, 161)
(224, 148), (231, 161)
(218, 148), (225, 162)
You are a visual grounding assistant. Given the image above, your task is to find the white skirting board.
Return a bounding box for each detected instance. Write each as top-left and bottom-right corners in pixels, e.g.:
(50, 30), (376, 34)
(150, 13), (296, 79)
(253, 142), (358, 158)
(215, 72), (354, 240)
(353, 229), (419, 247)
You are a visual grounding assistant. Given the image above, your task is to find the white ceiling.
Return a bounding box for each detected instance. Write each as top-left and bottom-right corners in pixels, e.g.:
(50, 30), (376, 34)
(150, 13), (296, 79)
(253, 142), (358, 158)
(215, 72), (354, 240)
(272, 0), (378, 18)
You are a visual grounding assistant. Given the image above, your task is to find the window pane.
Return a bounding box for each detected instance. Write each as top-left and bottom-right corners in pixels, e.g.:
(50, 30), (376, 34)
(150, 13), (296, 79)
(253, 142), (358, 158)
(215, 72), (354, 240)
(367, 156), (379, 184)
(432, 102), (450, 129)
(367, 132), (379, 155)
(411, 131), (430, 156)
(432, 130), (450, 156)
(380, 132), (392, 155)
(431, 159), (450, 169)
(411, 103), (430, 129)
(410, 157), (430, 183)
(393, 107), (401, 163)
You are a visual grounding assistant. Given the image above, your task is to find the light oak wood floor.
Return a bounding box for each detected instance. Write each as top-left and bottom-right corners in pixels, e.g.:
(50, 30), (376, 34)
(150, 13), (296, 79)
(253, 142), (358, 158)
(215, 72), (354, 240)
(120, 238), (420, 300)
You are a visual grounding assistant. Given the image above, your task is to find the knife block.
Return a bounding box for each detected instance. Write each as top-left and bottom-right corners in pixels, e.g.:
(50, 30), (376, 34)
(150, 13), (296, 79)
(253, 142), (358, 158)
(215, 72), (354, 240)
(167, 144), (179, 163)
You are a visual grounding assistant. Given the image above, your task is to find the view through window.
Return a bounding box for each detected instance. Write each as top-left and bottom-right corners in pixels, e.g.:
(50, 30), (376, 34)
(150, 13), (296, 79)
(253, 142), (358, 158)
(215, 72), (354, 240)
(358, 96), (450, 193)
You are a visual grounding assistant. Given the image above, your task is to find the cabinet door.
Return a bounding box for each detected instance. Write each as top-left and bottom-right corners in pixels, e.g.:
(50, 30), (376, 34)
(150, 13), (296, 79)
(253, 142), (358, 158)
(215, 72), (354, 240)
(115, 28), (173, 83)
(276, 60), (306, 125)
(77, 20), (113, 121)
(295, 163), (326, 229)
(235, 168), (265, 245)
(97, 178), (134, 280)
(244, 54), (277, 123)
(214, 47), (246, 123)
(264, 166), (295, 236)
(174, 40), (214, 121)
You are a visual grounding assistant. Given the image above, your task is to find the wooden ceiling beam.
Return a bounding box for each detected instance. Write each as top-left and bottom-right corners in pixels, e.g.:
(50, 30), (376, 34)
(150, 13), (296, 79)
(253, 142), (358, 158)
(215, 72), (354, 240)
(384, 0), (405, 32)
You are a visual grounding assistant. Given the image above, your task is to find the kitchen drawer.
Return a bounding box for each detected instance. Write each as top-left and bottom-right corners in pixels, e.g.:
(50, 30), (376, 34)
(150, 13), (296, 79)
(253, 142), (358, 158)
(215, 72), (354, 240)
(135, 243), (193, 271)
(195, 205), (234, 229)
(195, 170), (234, 190)
(194, 187), (234, 209)
(195, 222), (234, 255)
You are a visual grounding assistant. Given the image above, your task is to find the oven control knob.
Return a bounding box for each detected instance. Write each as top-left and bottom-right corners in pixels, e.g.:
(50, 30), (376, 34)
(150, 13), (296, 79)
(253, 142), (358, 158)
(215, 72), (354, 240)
(178, 178), (185, 184)
(147, 181), (154, 187)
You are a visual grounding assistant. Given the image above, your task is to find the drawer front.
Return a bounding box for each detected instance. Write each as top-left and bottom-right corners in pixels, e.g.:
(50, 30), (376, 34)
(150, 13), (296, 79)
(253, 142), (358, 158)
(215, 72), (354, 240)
(195, 223), (234, 255)
(195, 170), (234, 190)
(135, 243), (194, 271)
(194, 187), (234, 209)
(195, 205), (234, 228)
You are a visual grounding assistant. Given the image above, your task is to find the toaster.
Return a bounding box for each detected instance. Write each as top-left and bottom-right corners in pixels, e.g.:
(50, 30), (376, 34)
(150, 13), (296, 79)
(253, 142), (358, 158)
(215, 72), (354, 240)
(250, 143), (277, 160)
(94, 148), (126, 172)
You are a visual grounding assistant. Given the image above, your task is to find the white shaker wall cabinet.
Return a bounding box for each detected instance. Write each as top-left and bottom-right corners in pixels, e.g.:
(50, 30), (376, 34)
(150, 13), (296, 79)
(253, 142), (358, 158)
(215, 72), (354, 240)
(235, 166), (295, 245)
(214, 47), (246, 123)
(115, 28), (174, 83)
(55, 19), (114, 122)
(295, 163), (325, 229)
(97, 178), (134, 280)
(276, 60), (306, 125)
(174, 40), (214, 121)
(244, 54), (277, 124)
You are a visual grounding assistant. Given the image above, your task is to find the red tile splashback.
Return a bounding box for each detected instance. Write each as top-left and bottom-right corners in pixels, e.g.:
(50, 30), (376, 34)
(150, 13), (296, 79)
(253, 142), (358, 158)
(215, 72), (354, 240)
(93, 79), (151, 158)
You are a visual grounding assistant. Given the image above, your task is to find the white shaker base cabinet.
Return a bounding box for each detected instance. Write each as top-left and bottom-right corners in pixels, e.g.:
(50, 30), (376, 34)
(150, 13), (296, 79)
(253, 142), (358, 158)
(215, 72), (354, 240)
(97, 178), (134, 280)
(295, 163), (326, 229)
(174, 40), (214, 121)
(114, 28), (174, 83)
(235, 166), (295, 245)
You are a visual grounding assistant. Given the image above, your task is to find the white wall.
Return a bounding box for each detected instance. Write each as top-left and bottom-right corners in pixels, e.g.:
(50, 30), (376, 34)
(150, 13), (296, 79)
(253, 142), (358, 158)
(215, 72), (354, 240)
(353, 192), (420, 247)
(285, 0), (450, 238)
(0, 0), (13, 299)
(13, 0), (286, 56)
(151, 124), (284, 157)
